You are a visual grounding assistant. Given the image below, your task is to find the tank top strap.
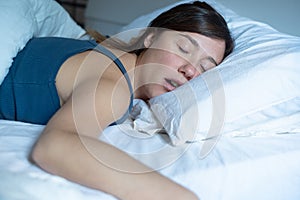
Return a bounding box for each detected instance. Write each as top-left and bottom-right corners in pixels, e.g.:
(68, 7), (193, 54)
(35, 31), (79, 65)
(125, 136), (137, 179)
(92, 42), (134, 125)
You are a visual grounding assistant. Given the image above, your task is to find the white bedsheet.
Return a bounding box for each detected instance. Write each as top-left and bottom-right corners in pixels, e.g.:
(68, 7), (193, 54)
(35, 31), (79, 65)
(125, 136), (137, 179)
(1, 116), (300, 200)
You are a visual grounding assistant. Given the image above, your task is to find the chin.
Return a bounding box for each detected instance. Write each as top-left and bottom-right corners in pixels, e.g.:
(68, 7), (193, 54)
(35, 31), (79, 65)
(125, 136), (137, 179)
(148, 88), (168, 99)
(139, 84), (168, 100)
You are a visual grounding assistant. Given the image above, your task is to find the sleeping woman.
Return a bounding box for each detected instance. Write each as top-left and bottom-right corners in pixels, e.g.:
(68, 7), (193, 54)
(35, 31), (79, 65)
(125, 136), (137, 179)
(0, 2), (233, 200)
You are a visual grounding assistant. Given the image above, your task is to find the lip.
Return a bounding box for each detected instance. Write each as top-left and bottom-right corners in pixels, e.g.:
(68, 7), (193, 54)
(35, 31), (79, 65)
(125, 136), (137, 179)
(164, 78), (182, 91)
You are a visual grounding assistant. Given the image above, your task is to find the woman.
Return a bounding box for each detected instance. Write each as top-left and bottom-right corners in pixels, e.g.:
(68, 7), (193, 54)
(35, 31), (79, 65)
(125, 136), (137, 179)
(0, 1), (233, 200)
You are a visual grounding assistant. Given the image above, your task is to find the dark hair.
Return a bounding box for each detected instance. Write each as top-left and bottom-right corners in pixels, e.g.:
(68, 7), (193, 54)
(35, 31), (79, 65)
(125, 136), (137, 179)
(91, 1), (234, 59)
(148, 1), (234, 58)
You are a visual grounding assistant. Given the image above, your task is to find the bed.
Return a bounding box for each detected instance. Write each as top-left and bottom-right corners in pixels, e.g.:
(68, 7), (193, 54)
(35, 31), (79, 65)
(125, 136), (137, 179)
(1, 0), (300, 200)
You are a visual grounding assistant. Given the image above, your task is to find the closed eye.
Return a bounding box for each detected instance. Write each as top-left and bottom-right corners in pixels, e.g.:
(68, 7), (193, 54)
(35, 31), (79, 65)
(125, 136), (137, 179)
(177, 44), (189, 54)
(199, 64), (206, 73)
(198, 57), (218, 72)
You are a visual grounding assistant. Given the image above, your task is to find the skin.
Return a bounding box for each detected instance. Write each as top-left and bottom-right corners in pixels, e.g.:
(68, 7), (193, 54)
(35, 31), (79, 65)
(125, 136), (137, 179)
(134, 30), (225, 99)
(30, 30), (225, 200)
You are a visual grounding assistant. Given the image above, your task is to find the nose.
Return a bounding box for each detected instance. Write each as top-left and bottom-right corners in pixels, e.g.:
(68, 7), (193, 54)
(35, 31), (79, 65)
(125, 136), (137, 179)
(178, 64), (199, 80)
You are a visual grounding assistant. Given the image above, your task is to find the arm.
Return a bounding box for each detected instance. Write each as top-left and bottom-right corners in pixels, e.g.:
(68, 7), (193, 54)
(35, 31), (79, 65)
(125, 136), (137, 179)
(31, 77), (198, 200)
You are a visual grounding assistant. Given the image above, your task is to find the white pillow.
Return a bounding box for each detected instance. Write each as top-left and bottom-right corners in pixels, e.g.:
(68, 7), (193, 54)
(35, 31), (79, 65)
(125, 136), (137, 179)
(32, 0), (85, 37)
(122, 0), (300, 145)
(0, 0), (86, 85)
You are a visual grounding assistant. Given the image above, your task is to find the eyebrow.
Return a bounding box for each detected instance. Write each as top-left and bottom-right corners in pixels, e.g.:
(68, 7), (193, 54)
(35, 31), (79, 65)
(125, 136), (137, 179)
(179, 33), (218, 66)
(179, 33), (199, 48)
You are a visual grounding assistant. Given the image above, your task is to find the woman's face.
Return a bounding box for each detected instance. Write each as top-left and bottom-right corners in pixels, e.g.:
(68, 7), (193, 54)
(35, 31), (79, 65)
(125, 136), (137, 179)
(134, 30), (225, 100)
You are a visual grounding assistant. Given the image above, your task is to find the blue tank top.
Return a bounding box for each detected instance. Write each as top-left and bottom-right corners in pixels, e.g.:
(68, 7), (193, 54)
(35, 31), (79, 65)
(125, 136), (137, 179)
(0, 37), (133, 125)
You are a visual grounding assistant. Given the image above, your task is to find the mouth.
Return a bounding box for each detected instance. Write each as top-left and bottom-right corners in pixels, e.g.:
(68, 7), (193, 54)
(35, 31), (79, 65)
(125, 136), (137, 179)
(164, 78), (181, 91)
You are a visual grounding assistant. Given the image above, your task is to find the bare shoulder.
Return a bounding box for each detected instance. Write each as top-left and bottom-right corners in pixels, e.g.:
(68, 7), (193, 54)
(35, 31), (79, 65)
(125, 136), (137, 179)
(56, 47), (135, 105)
(51, 48), (134, 137)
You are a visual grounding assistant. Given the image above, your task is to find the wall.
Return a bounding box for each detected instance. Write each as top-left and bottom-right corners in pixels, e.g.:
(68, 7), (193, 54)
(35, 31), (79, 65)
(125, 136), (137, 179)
(85, 0), (178, 35)
(217, 0), (300, 37)
(85, 0), (300, 37)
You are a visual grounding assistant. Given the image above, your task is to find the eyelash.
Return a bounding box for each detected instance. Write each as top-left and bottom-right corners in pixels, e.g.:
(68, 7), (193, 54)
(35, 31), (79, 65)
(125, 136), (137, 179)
(199, 64), (206, 73)
(178, 45), (189, 54)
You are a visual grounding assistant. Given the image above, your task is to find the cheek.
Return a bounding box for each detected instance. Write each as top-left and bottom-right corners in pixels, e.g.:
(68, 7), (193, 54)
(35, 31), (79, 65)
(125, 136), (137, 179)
(155, 51), (183, 70)
(210, 42), (226, 63)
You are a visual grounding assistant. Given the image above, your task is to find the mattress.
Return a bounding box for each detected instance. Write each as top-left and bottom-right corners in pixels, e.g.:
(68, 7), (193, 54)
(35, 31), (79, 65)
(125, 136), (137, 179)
(1, 116), (300, 200)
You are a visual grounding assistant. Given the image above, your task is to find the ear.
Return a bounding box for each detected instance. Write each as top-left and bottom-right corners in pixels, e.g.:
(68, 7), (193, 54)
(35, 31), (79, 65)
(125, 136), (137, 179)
(143, 32), (155, 48)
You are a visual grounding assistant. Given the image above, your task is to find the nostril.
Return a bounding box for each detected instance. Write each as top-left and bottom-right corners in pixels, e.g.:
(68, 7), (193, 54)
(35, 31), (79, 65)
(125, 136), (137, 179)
(178, 62), (202, 82)
(179, 64), (197, 80)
